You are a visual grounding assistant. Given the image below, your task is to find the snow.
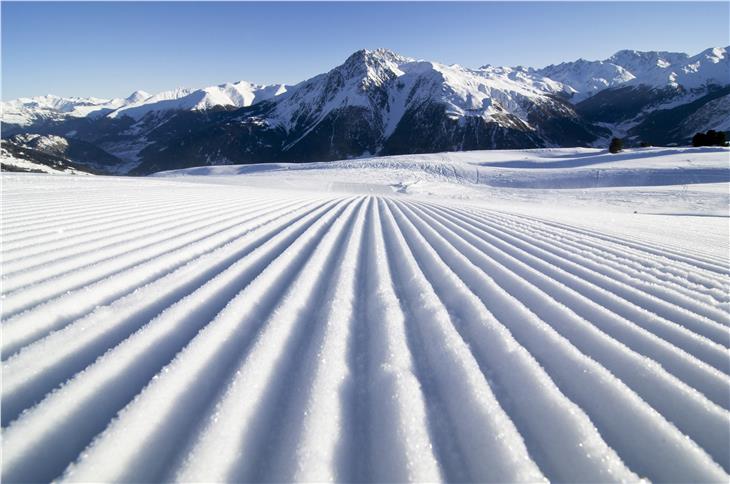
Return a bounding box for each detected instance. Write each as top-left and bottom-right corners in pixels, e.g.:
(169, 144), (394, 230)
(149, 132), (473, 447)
(108, 82), (287, 120)
(1, 146), (729, 482)
(158, 146), (730, 216)
(537, 59), (636, 101)
(9, 133), (70, 153)
(537, 46), (730, 100)
(605, 47), (730, 90)
(0, 155), (90, 175)
(0, 138), (92, 175)
(1, 82), (286, 125)
(271, 50), (568, 136)
(1, 93), (145, 126)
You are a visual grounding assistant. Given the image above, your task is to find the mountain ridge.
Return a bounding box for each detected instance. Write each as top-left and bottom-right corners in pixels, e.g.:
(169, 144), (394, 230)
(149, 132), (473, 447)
(2, 46), (728, 175)
(6, 45), (726, 122)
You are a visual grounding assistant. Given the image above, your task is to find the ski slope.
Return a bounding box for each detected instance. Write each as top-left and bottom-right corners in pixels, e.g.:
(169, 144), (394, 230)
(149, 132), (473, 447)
(2, 152), (730, 482)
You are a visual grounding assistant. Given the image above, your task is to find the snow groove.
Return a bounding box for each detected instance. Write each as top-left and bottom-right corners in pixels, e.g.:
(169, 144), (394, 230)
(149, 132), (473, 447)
(2, 180), (728, 483)
(486, 212), (730, 315)
(422, 203), (730, 370)
(489, 209), (730, 276)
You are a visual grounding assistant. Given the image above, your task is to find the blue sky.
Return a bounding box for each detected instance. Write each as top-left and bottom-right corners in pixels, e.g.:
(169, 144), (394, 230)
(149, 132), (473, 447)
(3, 1), (729, 100)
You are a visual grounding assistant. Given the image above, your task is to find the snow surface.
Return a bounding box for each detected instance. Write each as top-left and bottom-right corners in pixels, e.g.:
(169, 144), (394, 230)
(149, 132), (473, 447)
(158, 147), (730, 216)
(2, 147), (729, 482)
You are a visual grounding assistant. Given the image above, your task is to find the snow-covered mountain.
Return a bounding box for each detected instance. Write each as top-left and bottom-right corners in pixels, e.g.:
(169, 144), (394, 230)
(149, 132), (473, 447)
(1, 91), (151, 126)
(122, 48), (608, 174)
(2, 46), (728, 175)
(108, 81), (287, 120)
(269, 49), (573, 138)
(611, 47), (729, 89)
(536, 60), (635, 101)
(1, 133), (125, 174)
(1, 81), (288, 126)
(537, 46), (729, 101)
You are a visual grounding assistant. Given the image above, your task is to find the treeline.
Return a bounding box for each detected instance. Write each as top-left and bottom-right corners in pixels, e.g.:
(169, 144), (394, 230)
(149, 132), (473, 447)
(692, 130), (727, 147)
(607, 130), (728, 153)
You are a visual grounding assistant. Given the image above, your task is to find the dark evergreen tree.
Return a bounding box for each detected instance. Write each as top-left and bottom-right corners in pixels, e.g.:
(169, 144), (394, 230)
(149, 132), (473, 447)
(692, 130), (727, 147)
(709, 130), (727, 146)
(609, 137), (623, 153)
(692, 132), (706, 147)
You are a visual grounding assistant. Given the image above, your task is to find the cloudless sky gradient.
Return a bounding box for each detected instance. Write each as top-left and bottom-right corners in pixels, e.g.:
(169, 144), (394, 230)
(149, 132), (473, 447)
(2, 1), (729, 100)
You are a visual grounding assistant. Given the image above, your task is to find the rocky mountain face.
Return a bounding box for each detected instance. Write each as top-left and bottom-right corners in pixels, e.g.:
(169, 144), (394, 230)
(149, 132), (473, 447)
(0, 134), (124, 174)
(2, 46), (728, 175)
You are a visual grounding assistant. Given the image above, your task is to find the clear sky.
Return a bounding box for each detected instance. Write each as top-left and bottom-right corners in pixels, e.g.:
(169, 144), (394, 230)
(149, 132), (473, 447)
(2, 1), (729, 100)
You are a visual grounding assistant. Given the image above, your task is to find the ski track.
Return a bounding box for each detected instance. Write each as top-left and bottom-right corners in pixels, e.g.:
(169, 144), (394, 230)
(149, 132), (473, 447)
(2, 178), (729, 483)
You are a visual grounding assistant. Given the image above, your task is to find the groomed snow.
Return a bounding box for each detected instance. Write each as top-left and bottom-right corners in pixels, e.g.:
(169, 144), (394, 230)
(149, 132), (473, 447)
(158, 147), (730, 238)
(1, 147), (729, 482)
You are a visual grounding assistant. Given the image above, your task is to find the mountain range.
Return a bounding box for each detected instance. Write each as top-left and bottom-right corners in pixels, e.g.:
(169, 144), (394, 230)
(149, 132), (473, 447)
(2, 46), (728, 175)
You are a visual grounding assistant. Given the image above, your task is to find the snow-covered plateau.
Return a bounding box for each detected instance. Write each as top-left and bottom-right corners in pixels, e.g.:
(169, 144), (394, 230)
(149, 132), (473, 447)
(1, 146), (729, 482)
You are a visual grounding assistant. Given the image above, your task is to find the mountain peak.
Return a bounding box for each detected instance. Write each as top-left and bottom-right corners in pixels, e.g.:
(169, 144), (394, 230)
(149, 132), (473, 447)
(125, 90), (151, 103)
(343, 48), (412, 69)
(325, 48), (414, 94)
(697, 46), (728, 62)
(608, 49), (689, 67)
